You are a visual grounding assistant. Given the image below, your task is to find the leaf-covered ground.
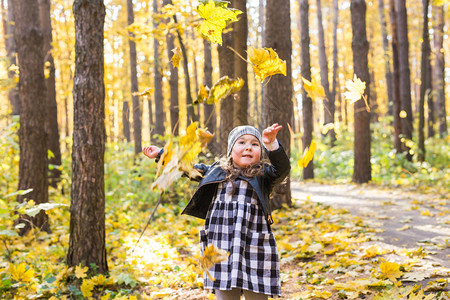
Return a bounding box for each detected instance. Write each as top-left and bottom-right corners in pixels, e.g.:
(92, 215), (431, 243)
(1, 189), (449, 299)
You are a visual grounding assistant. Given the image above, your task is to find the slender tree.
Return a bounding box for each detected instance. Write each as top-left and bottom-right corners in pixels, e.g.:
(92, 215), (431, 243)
(377, 0), (394, 118)
(68, 0), (108, 273)
(218, 30), (235, 153)
(233, 0), (249, 126)
(331, 0), (339, 132)
(13, 0), (49, 235)
(163, 0), (178, 137)
(432, 3), (446, 137)
(350, 0), (371, 183)
(389, 0), (402, 152)
(203, 39), (218, 155)
(4, 0), (19, 116)
(122, 101), (131, 141)
(418, 0), (431, 162)
(396, 0), (413, 160)
(152, 0), (163, 142)
(316, 0), (335, 146)
(39, 0), (62, 187)
(300, 0), (314, 180)
(126, 0), (142, 155)
(264, 0), (292, 207)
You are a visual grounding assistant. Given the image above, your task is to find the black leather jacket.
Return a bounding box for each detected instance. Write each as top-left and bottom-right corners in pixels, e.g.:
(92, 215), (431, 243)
(180, 143), (291, 225)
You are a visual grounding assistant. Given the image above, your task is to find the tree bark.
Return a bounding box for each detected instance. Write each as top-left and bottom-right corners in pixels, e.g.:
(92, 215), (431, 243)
(152, 0), (163, 142)
(218, 30), (234, 154)
(300, 0), (314, 180)
(378, 0), (394, 119)
(316, 0), (335, 146)
(163, 0), (178, 137)
(396, 0), (413, 160)
(126, 0), (142, 155)
(122, 101), (131, 142)
(432, 4), (446, 137)
(203, 39), (218, 155)
(331, 0), (339, 132)
(39, 0), (62, 188)
(389, 0), (402, 152)
(418, 0), (430, 162)
(233, 0), (248, 126)
(264, 0), (292, 207)
(4, 0), (19, 116)
(13, 0), (49, 235)
(68, 0), (108, 274)
(350, 0), (371, 183)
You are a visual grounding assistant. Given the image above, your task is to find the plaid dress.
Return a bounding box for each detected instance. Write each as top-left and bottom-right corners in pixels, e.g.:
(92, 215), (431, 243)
(200, 178), (281, 296)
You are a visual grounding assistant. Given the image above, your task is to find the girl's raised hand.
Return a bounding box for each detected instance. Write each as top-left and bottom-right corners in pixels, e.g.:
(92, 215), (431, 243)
(262, 123), (282, 144)
(142, 146), (161, 159)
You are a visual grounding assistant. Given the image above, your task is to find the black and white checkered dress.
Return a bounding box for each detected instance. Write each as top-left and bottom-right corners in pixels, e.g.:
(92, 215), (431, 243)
(200, 178), (281, 296)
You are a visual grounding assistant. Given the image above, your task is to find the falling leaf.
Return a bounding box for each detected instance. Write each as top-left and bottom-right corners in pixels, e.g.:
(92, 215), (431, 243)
(206, 76), (244, 104)
(302, 76), (326, 102)
(197, 128), (214, 148)
(171, 47), (182, 68)
(379, 261), (404, 282)
(248, 47), (286, 82)
(298, 140), (316, 168)
(75, 264), (88, 279)
(132, 87), (153, 97)
(344, 75), (366, 104)
(197, 0), (242, 45)
(199, 244), (229, 281)
(194, 84), (210, 104)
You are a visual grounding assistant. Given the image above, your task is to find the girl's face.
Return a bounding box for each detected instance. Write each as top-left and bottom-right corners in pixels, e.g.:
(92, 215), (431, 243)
(231, 134), (261, 169)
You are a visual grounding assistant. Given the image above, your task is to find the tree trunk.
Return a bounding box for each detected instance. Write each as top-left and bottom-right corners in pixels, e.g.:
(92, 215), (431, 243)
(351, 0), (371, 183)
(203, 39), (218, 155)
(331, 0), (339, 132)
(152, 0), (163, 142)
(218, 30), (234, 154)
(39, 0), (62, 188)
(418, 0), (430, 162)
(126, 0), (141, 155)
(389, 0), (402, 152)
(233, 0), (248, 126)
(13, 0), (49, 235)
(264, 0), (292, 207)
(174, 15), (196, 124)
(122, 101), (131, 142)
(396, 0), (413, 160)
(299, 0), (314, 180)
(163, 0), (178, 137)
(316, 0), (335, 146)
(68, 0), (108, 274)
(4, 0), (19, 116)
(378, 0), (394, 119)
(432, 4), (446, 137)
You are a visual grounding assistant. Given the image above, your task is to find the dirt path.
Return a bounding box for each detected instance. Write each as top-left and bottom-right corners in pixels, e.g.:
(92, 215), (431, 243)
(291, 182), (450, 269)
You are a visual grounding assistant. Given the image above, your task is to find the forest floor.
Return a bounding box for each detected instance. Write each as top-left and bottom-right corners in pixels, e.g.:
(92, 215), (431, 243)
(177, 182), (450, 300)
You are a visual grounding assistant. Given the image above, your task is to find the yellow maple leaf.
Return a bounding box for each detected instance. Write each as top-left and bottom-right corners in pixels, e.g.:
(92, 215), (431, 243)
(197, 128), (214, 148)
(80, 279), (95, 297)
(344, 74), (366, 104)
(379, 261), (404, 282)
(197, 0), (242, 45)
(207, 76), (244, 104)
(74, 264), (88, 279)
(171, 46), (182, 68)
(248, 47), (286, 82)
(9, 263), (34, 282)
(199, 244), (229, 281)
(298, 140), (316, 168)
(302, 76), (326, 102)
(409, 288), (436, 300)
(194, 84), (210, 104)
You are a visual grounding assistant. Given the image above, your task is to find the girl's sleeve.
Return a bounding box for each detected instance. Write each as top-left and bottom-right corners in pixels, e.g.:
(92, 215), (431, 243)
(265, 142), (291, 185)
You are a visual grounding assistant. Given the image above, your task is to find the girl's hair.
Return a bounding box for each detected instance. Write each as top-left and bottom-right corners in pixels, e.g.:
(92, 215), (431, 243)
(218, 156), (265, 194)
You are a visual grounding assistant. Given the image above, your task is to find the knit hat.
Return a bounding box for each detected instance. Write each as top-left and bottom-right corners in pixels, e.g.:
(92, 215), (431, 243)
(227, 125), (263, 156)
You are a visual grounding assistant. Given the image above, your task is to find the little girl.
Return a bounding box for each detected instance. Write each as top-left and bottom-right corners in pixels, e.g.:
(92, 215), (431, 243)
(143, 123), (290, 300)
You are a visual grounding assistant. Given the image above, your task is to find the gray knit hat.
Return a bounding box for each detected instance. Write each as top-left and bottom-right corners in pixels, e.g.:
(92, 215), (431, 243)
(227, 125), (263, 156)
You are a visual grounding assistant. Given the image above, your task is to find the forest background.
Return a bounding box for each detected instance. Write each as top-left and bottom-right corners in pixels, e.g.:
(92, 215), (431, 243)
(0, 0), (449, 299)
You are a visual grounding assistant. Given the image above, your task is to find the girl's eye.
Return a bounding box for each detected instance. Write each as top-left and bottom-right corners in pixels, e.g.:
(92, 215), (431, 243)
(253, 143), (259, 146)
